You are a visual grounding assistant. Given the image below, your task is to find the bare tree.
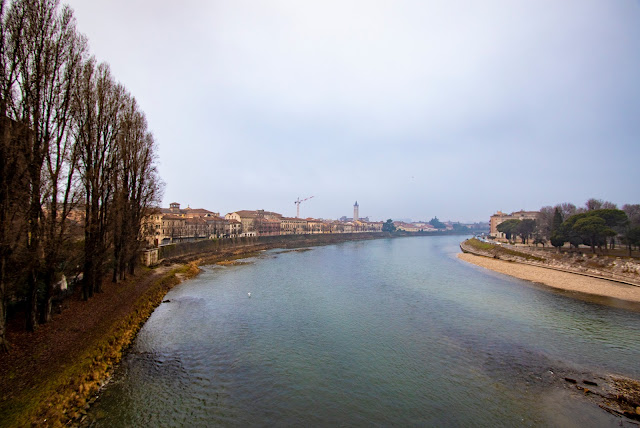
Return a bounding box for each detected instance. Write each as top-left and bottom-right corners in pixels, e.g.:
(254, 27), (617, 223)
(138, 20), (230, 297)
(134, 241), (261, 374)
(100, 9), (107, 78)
(112, 95), (161, 281)
(559, 202), (578, 218)
(4, 0), (86, 329)
(585, 198), (603, 211)
(535, 206), (554, 241)
(0, 118), (30, 350)
(0, 0), (162, 345)
(0, 0), (24, 350)
(622, 204), (640, 226)
(38, 5), (85, 323)
(75, 59), (123, 299)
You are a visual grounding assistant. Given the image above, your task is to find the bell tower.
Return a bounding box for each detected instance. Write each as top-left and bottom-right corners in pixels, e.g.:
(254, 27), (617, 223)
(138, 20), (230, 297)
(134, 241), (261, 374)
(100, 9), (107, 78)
(353, 201), (359, 221)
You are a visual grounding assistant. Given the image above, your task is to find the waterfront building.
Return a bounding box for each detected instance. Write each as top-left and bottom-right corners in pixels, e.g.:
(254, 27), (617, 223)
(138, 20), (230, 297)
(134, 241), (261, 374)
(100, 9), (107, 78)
(144, 202), (227, 245)
(329, 221), (345, 233)
(394, 222), (422, 232)
(161, 214), (187, 243)
(307, 219), (329, 234)
(225, 210), (283, 236)
(225, 219), (242, 238)
(162, 202), (217, 218)
(204, 216), (228, 238)
(489, 210), (539, 237)
(185, 217), (209, 240)
(365, 221), (383, 232)
(280, 217), (307, 235)
(259, 218), (282, 236)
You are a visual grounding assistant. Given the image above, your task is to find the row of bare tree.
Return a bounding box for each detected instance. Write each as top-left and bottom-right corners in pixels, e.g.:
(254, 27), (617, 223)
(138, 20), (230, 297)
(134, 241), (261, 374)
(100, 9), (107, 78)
(0, 0), (162, 350)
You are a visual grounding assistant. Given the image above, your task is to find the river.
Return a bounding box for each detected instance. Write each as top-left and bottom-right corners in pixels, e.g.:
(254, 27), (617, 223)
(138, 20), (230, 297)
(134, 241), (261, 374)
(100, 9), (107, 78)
(87, 235), (640, 427)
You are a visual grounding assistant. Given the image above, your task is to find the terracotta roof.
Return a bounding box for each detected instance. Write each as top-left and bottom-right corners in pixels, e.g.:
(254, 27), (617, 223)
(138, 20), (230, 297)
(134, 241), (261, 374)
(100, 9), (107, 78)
(229, 210), (259, 218)
(185, 217), (207, 224)
(184, 208), (214, 214)
(162, 214), (184, 220)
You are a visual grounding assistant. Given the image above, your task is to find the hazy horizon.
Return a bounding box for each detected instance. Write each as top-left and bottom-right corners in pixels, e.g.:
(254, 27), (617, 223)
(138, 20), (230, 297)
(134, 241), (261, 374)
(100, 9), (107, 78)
(64, 0), (640, 222)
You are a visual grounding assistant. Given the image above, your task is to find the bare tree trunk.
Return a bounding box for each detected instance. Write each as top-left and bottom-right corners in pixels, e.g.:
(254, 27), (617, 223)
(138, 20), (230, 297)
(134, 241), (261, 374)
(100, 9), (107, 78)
(39, 269), (53, 324)
(25, 172), (42, 331)
(25, 270), (38, 331)
(0, 258), (9, 352)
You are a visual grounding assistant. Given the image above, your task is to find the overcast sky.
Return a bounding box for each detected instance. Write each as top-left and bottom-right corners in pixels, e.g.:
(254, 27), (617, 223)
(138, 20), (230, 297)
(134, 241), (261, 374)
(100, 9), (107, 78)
(64, 0), (640, 222)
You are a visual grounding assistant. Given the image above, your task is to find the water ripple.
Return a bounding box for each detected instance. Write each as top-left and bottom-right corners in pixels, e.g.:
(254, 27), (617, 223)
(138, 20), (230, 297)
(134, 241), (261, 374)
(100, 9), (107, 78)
(87, 236), (640, 427)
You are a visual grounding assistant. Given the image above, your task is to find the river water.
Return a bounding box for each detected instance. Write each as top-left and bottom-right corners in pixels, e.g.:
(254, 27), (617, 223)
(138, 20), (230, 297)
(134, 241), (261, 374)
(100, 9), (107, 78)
(87, 236), (640, 427)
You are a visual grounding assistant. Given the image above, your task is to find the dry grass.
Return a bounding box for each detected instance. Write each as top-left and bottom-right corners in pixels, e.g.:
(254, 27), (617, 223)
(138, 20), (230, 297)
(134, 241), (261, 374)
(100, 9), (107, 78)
(465, 238), (546, 262)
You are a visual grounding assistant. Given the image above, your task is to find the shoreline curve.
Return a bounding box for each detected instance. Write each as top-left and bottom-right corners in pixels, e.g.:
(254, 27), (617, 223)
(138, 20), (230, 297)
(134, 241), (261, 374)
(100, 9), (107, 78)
(458, 252), (640, 310)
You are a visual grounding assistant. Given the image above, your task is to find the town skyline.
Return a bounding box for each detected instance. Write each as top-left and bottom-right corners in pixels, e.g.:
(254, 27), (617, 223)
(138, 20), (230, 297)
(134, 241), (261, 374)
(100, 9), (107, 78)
(64, 0), (640, 222)
(157, 199), (493, 227)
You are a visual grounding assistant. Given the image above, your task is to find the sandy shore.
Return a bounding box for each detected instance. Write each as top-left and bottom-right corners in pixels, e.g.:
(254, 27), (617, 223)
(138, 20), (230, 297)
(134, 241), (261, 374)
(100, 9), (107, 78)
(458, 252), (640, 305)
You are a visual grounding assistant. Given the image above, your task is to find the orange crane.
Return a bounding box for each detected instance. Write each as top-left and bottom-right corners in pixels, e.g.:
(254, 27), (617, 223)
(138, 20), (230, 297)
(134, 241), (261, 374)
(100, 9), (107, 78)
(294, 196), (314, 218)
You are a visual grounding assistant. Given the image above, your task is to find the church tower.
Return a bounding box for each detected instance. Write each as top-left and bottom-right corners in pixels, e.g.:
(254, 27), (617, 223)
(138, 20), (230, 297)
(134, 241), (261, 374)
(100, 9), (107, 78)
(354, 201), (359, 221)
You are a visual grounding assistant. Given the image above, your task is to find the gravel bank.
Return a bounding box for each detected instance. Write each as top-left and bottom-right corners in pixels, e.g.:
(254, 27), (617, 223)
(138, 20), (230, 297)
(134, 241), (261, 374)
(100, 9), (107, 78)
(458, 252), (640, 305)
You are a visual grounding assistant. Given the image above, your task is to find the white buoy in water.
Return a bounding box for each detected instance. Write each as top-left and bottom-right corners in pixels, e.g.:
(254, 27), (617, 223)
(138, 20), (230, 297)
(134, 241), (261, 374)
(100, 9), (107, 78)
(248, 292), (251, 298)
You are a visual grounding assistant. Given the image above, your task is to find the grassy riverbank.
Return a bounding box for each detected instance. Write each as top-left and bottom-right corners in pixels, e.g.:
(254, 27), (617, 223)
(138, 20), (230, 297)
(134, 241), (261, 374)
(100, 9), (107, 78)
(0, 263), (200, 427)
(463, 238), (545, 261)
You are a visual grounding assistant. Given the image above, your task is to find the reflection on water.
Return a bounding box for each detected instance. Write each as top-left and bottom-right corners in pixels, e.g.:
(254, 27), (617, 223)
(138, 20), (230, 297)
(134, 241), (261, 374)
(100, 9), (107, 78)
(87, 236), (640, 427)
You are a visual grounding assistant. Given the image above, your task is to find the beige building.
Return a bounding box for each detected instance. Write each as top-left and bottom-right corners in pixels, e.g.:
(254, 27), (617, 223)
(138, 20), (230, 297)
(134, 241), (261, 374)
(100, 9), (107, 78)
(307, 219), (332, 234)
(328, 221), (345, 233)
(394, 222), (421, 232)
(144, 202), (227, 245)
(225, 219), (242, 237)
(161, 214), (187, 243)
(280, 217), (307, 235)
(205, 216), (228, 238)
(225, 210), (283, 237)
(225, 211), (256, 235)
(143, 210), (163, 246)
(489, 210), (539, 237)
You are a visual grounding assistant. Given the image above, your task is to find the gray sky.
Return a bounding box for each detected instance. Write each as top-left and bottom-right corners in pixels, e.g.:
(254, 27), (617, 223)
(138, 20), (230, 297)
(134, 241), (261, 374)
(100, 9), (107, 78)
(64, 0), (640, 222)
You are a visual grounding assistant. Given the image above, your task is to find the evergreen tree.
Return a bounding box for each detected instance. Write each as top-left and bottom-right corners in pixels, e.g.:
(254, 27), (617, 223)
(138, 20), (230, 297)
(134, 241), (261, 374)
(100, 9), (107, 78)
(382, 219), (396, 233)
(550, 207), (565, 251)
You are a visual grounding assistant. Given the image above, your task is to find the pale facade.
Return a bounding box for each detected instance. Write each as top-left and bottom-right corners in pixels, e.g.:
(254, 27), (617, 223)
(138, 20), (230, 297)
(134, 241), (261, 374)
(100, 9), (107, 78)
(307, 219), (328, 234)
(281, 217), (307, 235)
(225, 219), (242, 237)
(489, 210), (539, 237)
(225, 211), (257, 235)
(225, 210), (284, 236)
(144, 202), (228, 245)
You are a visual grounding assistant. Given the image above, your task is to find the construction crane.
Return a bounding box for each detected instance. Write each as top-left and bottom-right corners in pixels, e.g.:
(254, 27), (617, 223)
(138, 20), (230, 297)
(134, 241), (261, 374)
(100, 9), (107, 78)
(294, 196), (314, 218)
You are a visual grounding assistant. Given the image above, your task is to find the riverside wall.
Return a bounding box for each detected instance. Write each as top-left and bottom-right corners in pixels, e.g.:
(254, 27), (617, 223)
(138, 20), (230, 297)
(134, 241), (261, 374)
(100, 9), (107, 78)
(153, 233), (393, 264)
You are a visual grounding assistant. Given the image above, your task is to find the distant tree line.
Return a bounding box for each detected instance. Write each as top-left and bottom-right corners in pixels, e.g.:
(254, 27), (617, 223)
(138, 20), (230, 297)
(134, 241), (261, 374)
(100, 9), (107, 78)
(0, 0), (162, 350)
(497, 198), (640, 255)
